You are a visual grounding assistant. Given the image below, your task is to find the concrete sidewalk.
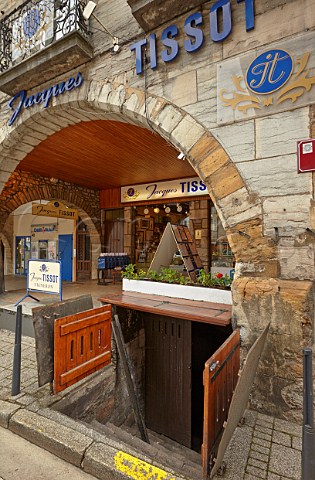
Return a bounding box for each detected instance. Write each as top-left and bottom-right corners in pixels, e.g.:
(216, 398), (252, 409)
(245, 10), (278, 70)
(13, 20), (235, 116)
(0, 327), (303, 480)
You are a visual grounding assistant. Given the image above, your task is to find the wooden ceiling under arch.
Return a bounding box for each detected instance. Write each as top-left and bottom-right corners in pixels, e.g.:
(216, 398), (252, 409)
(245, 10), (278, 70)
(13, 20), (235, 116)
(18, 120), (197, 190)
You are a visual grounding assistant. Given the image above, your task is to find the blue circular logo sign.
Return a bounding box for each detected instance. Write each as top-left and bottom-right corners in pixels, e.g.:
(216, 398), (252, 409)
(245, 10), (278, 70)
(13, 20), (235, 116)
(127, 188), (135, 197)
(246, 49), (293, 95)
(23, 9), (40, 38)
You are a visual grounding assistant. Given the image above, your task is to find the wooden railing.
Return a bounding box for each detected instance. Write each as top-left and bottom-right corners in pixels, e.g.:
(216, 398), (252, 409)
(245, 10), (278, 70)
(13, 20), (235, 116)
(54, 305), (111, 393)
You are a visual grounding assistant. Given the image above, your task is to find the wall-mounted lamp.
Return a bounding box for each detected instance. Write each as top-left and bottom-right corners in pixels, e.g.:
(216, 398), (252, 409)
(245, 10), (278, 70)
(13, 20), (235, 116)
(83, 1), (120, 53)
(177, 152), (185, 160)
(153, 207), (160, 213)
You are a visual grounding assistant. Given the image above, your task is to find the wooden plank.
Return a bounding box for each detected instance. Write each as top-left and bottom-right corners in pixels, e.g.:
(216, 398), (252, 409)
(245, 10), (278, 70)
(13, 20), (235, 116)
(112, 315), (150, 444)
(60, 351), (111, 385)
(99, 293), (232, 326)
(60, 310), (111, 335)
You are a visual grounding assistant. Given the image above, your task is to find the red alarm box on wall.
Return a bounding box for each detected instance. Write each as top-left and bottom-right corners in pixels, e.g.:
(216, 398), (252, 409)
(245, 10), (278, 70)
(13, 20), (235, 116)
(298, 139), (315, 173)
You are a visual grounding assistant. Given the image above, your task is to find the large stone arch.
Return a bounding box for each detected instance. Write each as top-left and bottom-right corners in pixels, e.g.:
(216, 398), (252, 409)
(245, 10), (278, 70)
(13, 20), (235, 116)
(0, 79), (313, 419)
(0, 170), (101, 280)
(0, 80), (274, 275)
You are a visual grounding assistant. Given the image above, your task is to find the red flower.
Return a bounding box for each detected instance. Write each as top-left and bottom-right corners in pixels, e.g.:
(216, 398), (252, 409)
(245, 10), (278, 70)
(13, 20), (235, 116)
(217, 273), (223, 278)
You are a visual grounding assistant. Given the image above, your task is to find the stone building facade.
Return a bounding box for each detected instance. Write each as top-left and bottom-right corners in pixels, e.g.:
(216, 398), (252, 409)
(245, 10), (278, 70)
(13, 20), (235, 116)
(0, 0), (314, 421)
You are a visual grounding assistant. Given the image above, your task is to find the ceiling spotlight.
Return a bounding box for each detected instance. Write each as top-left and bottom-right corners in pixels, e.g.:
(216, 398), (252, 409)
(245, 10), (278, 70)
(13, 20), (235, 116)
(153, 207), (160, 213)
(165, 206), (171, 214)
(83, 0), (96, 20)
(177, 204), (182, 212)
(177, 152), (185, 160)
(144, 208), (149, 214)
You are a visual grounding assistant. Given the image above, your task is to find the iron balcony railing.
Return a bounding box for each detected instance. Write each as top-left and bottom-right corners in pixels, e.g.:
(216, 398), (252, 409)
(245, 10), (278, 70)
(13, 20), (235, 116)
(0, 0), (89, 73)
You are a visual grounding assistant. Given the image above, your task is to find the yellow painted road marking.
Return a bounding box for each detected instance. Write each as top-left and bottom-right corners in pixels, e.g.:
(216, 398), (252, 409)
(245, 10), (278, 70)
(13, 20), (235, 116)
(114, 451), (176, 479)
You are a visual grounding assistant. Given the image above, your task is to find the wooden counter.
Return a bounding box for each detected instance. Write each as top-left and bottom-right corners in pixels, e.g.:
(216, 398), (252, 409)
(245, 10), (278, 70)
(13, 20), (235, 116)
(99, 291), (231, 326)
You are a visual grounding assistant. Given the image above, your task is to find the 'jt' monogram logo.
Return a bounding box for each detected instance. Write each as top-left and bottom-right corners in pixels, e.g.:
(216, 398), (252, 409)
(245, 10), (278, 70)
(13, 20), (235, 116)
(250, 52), (289, 89)
(246, 49), (293, 95)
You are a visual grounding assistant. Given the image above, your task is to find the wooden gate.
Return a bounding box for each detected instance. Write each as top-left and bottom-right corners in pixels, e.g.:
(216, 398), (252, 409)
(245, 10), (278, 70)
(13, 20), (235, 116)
(202, 329), (240, 479)
(54, 305), (111, 393)
(145, 314), (192, 448)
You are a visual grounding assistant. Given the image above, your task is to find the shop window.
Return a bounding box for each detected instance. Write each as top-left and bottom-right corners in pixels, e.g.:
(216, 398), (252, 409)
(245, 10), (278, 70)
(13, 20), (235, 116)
(135, 203), (189, 268)
(210, 205), (235, 275)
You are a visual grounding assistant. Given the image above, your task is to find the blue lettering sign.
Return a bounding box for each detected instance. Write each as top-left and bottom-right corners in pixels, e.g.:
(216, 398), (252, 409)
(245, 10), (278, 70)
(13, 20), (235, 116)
(246, 50), (293, 94)
(184, 12), (204, 53)
(210, 0), (232, 42)
(7, 72), (84, 126)
(130, 1), (256, 74)
(161, 25), (179, 62)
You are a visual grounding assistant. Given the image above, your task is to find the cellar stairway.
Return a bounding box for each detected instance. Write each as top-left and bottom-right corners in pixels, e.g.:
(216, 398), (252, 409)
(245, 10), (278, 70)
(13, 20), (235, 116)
(90, 419), (202, 479)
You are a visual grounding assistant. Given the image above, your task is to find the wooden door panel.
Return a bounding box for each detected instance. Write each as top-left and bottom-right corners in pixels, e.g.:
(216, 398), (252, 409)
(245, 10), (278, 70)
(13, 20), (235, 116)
(145, 314), (192, 447)
(202, 329), (240, 479)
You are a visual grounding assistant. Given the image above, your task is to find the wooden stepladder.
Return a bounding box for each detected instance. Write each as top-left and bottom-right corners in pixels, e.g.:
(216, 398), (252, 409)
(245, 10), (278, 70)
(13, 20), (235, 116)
(54, 305), (111, 393)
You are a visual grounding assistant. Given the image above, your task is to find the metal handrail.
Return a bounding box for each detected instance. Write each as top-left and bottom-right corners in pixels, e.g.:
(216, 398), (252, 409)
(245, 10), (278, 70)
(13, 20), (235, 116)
(0, 0), (89, 73)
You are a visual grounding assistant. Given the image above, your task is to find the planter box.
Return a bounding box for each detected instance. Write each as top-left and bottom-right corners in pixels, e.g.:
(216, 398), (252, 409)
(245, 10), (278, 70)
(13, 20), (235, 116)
(122, 279), (232, 305)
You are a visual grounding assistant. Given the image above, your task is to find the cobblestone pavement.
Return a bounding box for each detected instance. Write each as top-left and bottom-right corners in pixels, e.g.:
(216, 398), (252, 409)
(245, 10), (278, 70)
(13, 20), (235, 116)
(0, 328), (303, 479)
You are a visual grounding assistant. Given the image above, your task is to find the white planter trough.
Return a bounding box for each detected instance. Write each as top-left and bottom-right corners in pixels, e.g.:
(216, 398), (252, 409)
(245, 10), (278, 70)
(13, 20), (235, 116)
(122, 279), (232, 305)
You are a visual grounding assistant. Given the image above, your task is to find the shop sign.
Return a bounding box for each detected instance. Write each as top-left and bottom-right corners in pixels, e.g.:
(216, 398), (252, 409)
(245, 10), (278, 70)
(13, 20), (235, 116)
(32, 201), (78, 220)
(7, 72), (84, 126)
(130, 0), (255, 74)
(297, 139), (315, 173)
(28, 259), (61, 296)
(121, 177), (208, 203)
(217, 32), (315, 124)
(31, 224), (57, 234)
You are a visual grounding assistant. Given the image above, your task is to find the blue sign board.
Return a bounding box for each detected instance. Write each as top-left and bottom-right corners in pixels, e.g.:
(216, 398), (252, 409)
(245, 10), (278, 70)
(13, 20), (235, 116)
(246, 49), (293, 94)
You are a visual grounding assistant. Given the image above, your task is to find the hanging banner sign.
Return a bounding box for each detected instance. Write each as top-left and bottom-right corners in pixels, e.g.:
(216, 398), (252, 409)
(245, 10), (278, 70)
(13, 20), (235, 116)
(121, 177), (208, 203)
(28, 259), (62, 296)
(32, 201), (78, 220)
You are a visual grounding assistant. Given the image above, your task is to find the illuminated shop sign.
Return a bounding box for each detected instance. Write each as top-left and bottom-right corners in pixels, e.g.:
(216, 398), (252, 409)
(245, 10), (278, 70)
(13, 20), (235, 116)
(32, 201), (78, 220)
(7, 72), (84, 126)
(32, 224), (57, 233)
(121, 177), (208, 203)
(130, 0), (255, 74)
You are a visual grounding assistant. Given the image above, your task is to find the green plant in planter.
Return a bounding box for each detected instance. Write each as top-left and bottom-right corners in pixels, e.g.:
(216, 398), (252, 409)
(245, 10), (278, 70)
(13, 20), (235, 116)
(121, 264), (137, 279)
(147, 269), (162, 281)
(197, 269), (232, 288)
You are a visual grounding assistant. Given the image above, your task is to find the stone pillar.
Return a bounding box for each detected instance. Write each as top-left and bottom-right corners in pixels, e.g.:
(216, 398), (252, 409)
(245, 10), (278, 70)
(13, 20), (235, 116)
(233, 277), (314, 422)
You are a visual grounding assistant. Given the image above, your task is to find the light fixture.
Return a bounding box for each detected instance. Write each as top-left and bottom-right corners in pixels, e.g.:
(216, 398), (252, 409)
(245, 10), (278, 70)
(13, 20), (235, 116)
(177, 203), (182, 212)
(165, 206), (171, 214)
(144, 208), (149, 215)
(112, 36), (120, 53)
(153, 207), (160, 213)
(83, 1), (120, 54)
(177, 152), (185, 160)
(83, 1), (97, 20)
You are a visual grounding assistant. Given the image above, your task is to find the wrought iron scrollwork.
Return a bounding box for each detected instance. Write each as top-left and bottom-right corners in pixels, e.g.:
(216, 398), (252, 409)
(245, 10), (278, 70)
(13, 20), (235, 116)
(0, 0), (89, 73)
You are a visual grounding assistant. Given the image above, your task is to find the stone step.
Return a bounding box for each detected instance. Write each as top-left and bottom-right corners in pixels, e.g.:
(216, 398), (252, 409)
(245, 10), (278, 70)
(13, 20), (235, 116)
(91, 420), (202, 479)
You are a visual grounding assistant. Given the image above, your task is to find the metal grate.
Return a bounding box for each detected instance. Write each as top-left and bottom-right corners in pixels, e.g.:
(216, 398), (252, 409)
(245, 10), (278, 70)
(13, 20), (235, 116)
(0, 0), (89, 73)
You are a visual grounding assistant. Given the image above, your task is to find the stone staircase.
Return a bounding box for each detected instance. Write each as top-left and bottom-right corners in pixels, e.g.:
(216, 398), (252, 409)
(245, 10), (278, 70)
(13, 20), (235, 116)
(90, 419), (202, 479)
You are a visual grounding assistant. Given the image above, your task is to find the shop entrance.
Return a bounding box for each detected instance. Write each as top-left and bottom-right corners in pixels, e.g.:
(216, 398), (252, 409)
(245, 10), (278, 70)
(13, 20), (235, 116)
(58, 234), (73, 282)
(144, 313), (233, 452)
(15, 236), (31, 275)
